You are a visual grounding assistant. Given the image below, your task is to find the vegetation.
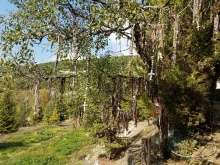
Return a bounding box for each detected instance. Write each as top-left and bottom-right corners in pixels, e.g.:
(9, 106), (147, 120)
(0, 124), (94, 165)
(0, 87), (18, 133)
(0, 0), (219, 163)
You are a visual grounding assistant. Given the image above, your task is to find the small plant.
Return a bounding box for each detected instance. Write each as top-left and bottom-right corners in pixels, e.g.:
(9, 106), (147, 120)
(105, 142), (126, 159)
(174, 138), (198, 157)
(49, 108), (60, 124)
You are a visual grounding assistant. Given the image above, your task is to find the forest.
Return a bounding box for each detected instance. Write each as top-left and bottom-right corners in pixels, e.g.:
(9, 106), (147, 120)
(0, 0), (220, 164)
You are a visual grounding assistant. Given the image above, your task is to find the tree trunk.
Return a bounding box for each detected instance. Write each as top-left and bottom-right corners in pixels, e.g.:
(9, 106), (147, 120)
(159, 110), (169, 159)
(34, 80), (40, 117)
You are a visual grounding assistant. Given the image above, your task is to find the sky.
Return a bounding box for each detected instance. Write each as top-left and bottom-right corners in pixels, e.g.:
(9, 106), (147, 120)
(0, 0), (16, 13)
(0, 0), (59, 63)
(0, 0), (136, 64)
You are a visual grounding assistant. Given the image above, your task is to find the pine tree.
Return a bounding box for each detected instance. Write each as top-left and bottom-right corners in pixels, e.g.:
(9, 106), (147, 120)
(0, 89), (18, 133)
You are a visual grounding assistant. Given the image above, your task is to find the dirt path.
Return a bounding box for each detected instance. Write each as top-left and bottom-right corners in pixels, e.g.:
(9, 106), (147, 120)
(189, 101), (220, 165)
(84, 102), (220, 165)
(83, 120), (158, 165)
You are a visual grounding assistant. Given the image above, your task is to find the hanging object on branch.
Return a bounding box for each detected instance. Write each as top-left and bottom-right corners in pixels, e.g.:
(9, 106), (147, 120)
(127, 47), (133, 83)
(151, 97), (162, 120)
(129, 25), (134, 55)
(149, 24), (157, 75)
(148, 56), (155, 81)
(150, 24), (157, 46)
(83, 34), (92, 112)
(127, 69), (132, 83)
(214, 14), (219, 41)
(72, 26), (80, 89)
(173, 6), (180, 65)
(158, 24), (165, 61)
(157, 10), (164, 50)
(158, 24), (165, 49)
(193, 0), (202, 30)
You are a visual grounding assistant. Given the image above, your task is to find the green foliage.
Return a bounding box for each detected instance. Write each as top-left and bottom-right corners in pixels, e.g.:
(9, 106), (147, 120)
(49, 108), (60, 124)
(0, 125), (93, 164)
(173, 138), (198, 157)
(137, 96), (151, 121)
(159, 5), (219, 130)
(16, 102), (32, 127)
(55, 96), (68, 121)
(91, 123), (109, 137)
(0, 89), (18, 133)
(48, 130), (92, 155)
(42, 102), (54, 124)
(14, 90), (32, 126)
(4, 154), (62, 165)
(105, 142), (126, 158)
(83, 104), (101, 129)
(0, 0), (219, 143)
(39, 88), (49, 110)
(42, 96), (70, 124)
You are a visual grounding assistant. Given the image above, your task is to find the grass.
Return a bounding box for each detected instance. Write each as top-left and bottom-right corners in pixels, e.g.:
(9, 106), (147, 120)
(0, 123), (94, 165)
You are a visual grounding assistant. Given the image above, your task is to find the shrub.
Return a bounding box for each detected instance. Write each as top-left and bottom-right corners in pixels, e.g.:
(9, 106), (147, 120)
(0, 89), (18, 133)
(49, 108), (60, 124)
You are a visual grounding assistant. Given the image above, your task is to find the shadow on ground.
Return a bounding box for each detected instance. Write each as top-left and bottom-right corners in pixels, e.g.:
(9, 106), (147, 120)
(0, 142), (24, 150)
(200, 159), (219, 165)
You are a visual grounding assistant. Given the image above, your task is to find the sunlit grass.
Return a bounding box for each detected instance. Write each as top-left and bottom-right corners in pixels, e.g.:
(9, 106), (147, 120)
(0, 125), (94, 165)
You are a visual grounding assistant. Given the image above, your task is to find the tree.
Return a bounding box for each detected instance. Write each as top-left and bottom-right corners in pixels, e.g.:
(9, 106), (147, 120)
(1, 0), (220, 159)
(49, 108), (60, 124)
(0, 88), (18, 133)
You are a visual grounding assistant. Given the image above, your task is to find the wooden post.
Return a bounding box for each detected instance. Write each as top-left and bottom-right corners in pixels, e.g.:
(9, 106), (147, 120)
(159, 109), (169, 159)
(141, 136), (151, 165)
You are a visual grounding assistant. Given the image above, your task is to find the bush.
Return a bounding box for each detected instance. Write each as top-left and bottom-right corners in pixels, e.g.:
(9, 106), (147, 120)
(49, 108), (60, 124)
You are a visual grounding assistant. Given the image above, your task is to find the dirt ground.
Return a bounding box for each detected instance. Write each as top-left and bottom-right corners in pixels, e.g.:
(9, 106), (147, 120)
(83, 120), (157, 165)
(83, 120), (159, 165)
(188, 101), (220, 165)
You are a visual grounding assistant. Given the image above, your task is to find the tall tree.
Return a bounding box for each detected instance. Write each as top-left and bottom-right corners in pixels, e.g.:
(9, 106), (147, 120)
(0, 0), (220, 158)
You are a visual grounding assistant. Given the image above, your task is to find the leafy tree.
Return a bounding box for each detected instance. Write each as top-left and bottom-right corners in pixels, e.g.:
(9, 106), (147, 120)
(159, 2), (218, 131)
(0, 89), (18, 133)
(0, 0), (220, 159)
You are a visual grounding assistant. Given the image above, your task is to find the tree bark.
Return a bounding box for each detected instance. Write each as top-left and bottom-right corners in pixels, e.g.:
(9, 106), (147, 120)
(159, 109), (169, 159)
(34, 80), (40, 116)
